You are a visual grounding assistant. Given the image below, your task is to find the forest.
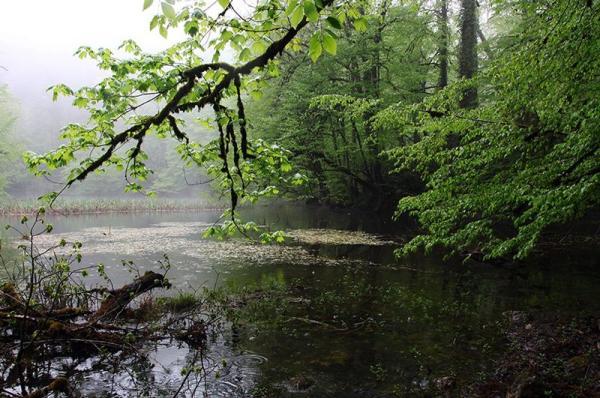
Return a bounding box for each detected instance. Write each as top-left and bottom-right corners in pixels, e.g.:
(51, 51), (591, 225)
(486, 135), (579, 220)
(0, 0), (598, 396)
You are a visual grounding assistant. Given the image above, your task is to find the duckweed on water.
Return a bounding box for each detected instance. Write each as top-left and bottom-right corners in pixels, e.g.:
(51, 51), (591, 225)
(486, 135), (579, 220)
(286, 228), (396, 246)
(31, 222), (389, 267)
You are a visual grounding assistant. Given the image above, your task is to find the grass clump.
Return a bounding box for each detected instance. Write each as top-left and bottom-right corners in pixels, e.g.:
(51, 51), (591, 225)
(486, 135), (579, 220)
(158, 292), (201, 313)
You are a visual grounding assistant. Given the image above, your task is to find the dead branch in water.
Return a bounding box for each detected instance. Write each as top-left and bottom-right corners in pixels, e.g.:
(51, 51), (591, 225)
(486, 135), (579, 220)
(23, 377), (79, 398)
(93, 271), (170, 320)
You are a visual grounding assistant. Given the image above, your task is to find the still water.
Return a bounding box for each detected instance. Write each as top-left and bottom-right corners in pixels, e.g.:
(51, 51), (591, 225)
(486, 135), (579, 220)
(1, 203), (599, 397)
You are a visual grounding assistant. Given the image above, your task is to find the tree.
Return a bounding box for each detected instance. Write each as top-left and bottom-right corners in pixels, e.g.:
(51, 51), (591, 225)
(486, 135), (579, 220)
(24, 0), (368, 220)
(436, 0), (449, 89)
(248, 1), (434, 207)
(0, 85), (19, 198)
(458, 0), (478, 108)
(384, 0), (599, 260)
(23, 0), (599, 260)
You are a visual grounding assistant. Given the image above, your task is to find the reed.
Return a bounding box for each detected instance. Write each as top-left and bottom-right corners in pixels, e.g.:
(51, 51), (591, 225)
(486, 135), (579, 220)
(0, 197), (225, 215)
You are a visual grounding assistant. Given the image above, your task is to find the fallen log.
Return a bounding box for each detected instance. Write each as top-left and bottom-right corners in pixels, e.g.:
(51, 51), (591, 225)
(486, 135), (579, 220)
(0, 271), (169, 337)
(93, 271), (170, 320)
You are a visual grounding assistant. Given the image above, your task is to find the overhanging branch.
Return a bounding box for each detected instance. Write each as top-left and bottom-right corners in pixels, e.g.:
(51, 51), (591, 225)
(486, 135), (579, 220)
(67, 14), (316, 188)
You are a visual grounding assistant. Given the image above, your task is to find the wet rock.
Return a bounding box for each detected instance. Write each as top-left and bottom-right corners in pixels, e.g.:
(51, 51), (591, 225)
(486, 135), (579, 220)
(568, 354), (589, 371)
(434, 376), (456, 392)
(288, 374), (315, 391)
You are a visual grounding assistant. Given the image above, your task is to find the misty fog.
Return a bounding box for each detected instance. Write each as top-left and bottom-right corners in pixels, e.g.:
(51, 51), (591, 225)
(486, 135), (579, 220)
(0, 0), (216, 199)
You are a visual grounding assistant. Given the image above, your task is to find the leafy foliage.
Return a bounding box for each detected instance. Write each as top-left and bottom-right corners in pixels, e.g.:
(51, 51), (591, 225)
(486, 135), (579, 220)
(382, 0), (600, 259)
(23, 0), (370, 227)
(250, 0), (599, 259)
(18, 0), (600, 259)
(248, 2), (434, 206)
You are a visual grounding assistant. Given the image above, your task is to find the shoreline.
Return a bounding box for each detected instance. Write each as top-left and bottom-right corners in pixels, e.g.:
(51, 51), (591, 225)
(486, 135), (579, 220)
(0, 207), (227, 217)
(0, 198), (227, 217)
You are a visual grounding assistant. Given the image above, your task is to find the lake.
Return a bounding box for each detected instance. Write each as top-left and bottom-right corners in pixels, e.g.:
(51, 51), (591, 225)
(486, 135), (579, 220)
(1, 203), (598, 397)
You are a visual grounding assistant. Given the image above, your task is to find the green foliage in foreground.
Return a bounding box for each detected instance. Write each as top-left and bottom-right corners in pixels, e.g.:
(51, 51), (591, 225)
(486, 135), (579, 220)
(382, 1), (599, 259)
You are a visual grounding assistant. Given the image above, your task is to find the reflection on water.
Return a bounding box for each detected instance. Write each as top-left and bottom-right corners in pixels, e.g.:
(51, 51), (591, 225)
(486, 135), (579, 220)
(76, 340), (268, 397)
(1, 203), (599, 397)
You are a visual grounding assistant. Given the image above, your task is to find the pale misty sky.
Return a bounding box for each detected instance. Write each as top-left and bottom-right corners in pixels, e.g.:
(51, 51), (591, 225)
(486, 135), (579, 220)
(0, 0), (195, 152)
(0, 0), (181, 99)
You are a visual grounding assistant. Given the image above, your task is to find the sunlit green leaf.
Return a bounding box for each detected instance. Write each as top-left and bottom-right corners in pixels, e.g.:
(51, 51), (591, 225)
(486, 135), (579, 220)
(285, 0), (298, 15)
(161, 1), (176, 20)
(240, 48), (251, 61)
(354, 17), (368, 32)
(303, 0), (319, 23)
(290, 5), (304, 28)
(322, 31), (337, 55)
(159, 24), (168, 38)
(150, 15), (160, 30)
(308, 33), (322, 62)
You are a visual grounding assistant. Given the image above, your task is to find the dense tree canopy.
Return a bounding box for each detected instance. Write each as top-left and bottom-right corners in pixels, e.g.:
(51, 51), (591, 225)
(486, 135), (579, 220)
(384, 0), (600, 259)
(251, 0), (600, 259)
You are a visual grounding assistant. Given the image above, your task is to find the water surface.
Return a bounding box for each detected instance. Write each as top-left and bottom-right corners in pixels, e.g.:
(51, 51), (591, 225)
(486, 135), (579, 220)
(1, 203), (598, 397)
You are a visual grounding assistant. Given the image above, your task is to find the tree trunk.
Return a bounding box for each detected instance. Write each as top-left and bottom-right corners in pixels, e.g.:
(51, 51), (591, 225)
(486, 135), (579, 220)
(437, 0), (449, 89)
(360, 0), (388, 98)
(458, 0), (478, 108)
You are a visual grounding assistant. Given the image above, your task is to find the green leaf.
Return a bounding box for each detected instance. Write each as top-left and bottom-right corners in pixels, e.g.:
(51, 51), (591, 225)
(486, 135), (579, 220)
(250, 90), (263, 100)
(354, 17), (368, 32)
(322, 31), (337, 55)
(150, 15), (160, 30)
(184, 20), (198, 36)
(217, 0), (230, 9)
(221, 30), (233, 42)
(143, 0), (153, 10)
(303, 0), (319, 23)
(285, 0), (298, 15)
(326, 16), (342, 29)
(252, 39), (267, 54)
(159, 24), (168, 38)
(290, 5), (304, 28)
(240, 48), (251, 61)
(161, 2), (176, 20)
(309, 33), (322, 62)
